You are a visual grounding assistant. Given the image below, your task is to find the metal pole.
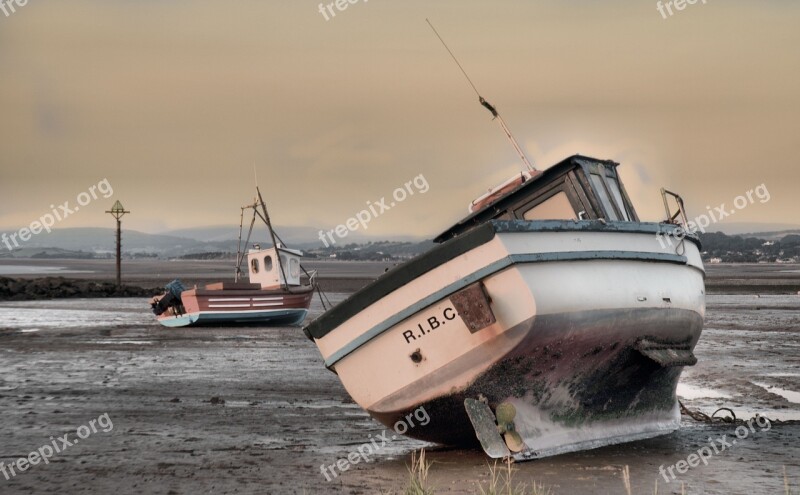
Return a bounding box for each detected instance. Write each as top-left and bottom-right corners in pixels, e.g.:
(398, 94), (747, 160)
(256, 187), (289, 290)
(106, 201), (130, 289)
(116, 218), (122, 287)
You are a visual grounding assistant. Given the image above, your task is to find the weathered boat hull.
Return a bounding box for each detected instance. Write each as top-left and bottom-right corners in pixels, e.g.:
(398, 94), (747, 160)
(156, 287), (313, 328)
(157, 308), (309, 327)
(369, 307), (701, 456)
(305, 220), (705, 458)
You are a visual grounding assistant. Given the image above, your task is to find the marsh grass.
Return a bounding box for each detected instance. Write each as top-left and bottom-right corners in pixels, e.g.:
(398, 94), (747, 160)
(786, 466), (799, 495)
(621, 465), (632, 495)
(396, 450), (792, 495)
(477, 457), (551, 495)
(401, 449), (435, 495)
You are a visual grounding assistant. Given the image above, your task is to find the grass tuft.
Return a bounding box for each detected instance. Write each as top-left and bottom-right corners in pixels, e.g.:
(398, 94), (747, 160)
(621, 465), (632, 495)
(394, 450), (796, 495)
(786, 466), (800, 495)
(478, 457), (551, 495)
(402, 449), (435, 495)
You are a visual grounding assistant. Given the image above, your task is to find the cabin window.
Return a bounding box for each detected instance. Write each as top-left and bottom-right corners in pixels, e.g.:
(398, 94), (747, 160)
(264, 255), (273, 272)
(606, 177), (630, 221)
(290, 258), (300, 278)
(250, 258), (260, 274)
(522, 191), (577, 221)
(589, 173), (619, 221)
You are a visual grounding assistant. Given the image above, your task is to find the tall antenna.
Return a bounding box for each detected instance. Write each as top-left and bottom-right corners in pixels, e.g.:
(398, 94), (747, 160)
(426, 19), (536, 172)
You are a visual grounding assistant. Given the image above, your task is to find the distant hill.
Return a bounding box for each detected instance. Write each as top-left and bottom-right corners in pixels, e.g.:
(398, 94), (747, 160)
(739, 229), (800, 241)
(0, 247), (98, 259)
(2, 223), (798, 262)
(700, 232), (800, 263)
(706, 222), (800, 236)
(158, 225), (428, 246)
(0, 226), (430, 259)
(0, 228), (206, 255)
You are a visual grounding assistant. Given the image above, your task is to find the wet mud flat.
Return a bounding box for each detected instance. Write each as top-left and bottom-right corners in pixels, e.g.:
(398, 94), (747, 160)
(705, 263), (800, 294)
(0, 258), (395, 294)
(0, 285), (799, 493)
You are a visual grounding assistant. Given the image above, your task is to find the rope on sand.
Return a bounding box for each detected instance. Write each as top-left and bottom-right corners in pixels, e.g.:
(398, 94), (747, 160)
(679, 400), (793, 425)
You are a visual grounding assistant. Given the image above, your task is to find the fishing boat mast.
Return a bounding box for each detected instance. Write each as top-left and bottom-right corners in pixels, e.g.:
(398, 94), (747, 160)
(234, 199), (256, 283)
(256, 186), (289, 290)
(233, 189), (289, 291)
(426, 19), (537, 174)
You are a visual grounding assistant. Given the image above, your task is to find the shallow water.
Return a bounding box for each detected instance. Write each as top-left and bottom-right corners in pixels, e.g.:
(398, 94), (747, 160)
(0, 265), (93, 275)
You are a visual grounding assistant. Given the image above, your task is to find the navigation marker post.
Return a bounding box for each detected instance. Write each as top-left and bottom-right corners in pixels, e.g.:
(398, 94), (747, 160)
(105, 200), (130, 287)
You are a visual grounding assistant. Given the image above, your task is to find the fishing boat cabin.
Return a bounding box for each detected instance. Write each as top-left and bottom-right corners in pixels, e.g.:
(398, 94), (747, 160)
(435, 155), (640, 242)
(246, 245), (304, 290)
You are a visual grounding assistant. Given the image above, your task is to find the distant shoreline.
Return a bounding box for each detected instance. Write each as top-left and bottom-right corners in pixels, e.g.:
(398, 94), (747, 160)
(0, 275), (374, 302)
(0, 259), (799, 301)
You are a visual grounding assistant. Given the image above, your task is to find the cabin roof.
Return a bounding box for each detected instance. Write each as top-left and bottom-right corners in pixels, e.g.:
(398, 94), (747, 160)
(434, 154), (620, 243)
(247, 246), (304, 257)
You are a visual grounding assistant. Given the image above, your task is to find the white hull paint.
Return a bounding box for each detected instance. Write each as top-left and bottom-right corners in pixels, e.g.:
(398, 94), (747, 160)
(313, 223), (705, 455)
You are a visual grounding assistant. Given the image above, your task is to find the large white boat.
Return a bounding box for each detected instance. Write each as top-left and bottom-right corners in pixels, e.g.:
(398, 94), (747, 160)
(303, 154), (705, 460)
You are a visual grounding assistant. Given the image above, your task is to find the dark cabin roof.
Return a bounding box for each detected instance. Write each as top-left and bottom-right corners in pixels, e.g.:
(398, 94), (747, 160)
(434, 154), (620, 243)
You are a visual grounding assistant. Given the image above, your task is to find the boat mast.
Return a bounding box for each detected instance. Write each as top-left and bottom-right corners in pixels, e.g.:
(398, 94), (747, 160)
(426, 19), (536, 173)
(235, 201), (258, 283)
(235, 205), (245, 282)
(256, 187), (289, 290)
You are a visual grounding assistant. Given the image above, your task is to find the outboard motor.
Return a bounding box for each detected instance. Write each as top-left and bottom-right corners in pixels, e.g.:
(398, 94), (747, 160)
(151, 279), (187, 316)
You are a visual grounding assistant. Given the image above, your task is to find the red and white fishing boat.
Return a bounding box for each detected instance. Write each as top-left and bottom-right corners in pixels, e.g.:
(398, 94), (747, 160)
(151, 189), (315, 327)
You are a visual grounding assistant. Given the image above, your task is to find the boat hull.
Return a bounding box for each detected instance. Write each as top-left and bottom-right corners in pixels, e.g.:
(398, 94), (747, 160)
(368, 307), (701, 455)
(305, 220), (705, 458)
(158, 308), (309, 328)
(156, 287), (313, 328)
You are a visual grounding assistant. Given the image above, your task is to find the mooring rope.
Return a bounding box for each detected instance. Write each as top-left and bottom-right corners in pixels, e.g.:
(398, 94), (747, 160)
(679, 400), (796, 425)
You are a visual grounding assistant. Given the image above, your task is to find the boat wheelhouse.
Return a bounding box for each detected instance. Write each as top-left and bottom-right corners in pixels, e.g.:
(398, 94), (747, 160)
(443, 155), (638, 238)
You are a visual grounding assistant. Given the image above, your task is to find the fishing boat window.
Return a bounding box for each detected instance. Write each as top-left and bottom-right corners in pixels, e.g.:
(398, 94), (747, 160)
(290, 258), (300, 278)
(589, 173), (619, 221)
(251, 258), (260, 274)
(522, 191), (577, 221)
(606, 177), (630, 221)
(264, 255), (273, 272)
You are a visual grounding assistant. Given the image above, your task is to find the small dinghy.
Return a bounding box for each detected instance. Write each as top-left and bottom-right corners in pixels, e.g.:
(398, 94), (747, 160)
(152, 188), (315, 328)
